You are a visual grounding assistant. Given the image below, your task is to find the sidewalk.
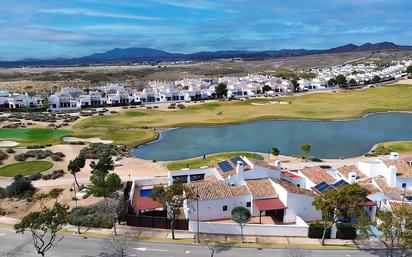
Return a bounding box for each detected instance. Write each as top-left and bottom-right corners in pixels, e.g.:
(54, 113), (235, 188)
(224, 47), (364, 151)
(0, 216), (386, 249)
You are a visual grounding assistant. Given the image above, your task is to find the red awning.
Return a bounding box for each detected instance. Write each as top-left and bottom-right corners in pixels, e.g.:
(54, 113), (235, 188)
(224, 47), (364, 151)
(364, 200), (376, 207)
(135, 197), (163, 211)
(254, 198), (286, 211)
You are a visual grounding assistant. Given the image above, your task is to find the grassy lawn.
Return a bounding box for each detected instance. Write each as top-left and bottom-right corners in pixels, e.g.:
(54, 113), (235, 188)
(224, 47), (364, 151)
(0, 161), (54, 177)
(0, 128), (72, 145)
(378, 141), (412, 153)
(167, 152), (264, 171)
(76, 84), (412, 130)
(72, 127), (158, 146)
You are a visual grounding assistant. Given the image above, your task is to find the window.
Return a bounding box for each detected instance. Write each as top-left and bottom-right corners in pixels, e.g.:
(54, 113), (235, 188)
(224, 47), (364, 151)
(297, 184), (300, 188)
(223, 205), (228, 211)
(246, 202), (251, 207)
(402, 183), (407, 188)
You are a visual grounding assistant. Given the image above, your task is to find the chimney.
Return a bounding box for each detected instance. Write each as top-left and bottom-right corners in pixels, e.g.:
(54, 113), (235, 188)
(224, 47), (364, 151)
(389, 152), (399, 160)
(274, 160), (282, 170)
(348, 171), (357, 184)
(388, 165), (397, 187)
(236, 161), (245, 185)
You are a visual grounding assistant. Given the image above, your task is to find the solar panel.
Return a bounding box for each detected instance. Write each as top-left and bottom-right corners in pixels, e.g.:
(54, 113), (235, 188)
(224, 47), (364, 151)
(333, 179), (349, 188)
(314, 182), (333, 193)
(230, 157), (245, 166)
(217, 160), (233, 173)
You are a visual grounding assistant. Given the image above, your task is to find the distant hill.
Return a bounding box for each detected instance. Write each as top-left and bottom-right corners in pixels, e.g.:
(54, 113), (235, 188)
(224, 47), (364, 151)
(1, 42), (411, 67)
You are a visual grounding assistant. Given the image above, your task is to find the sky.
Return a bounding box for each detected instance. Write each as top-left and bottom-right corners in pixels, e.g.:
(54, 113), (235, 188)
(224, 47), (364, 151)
(0, 0), (412, 60)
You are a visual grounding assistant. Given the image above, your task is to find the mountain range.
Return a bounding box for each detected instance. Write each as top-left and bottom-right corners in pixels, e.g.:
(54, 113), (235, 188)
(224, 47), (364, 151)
(1, 42), (412, 67)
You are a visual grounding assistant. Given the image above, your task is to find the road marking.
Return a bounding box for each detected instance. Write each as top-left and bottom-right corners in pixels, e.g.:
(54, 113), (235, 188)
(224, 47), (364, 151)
(0, 233), (6, 237)
(134, 247), (168, 252)
(185, 250), (190, 254)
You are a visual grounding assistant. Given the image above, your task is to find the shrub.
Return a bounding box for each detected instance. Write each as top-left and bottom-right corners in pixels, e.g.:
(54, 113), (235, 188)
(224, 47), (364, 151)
(5, 148), (15, 154)
(336, 223), (357, 239)
(26, 145), (45, 149)
(0, 150), (8, 161)
(14, 154), (27, 162)
(177, 104), (186, 109)
(6, 175), (35, 198)
(70, 205), (113, 229)
(309, 157), (323, 162)
(51, 154), (62, 161)
(26, 172), (42, 181)
(366, 145), (392, 157)
(0, 187), (6, 199)
(308, 222), (331, 239)
(319, 165), (332, 169)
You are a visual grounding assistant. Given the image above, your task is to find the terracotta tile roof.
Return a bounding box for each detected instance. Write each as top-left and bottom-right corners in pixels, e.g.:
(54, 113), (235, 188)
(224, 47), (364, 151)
(299, 167), (335, 185)
(357, 178), (380, 194)
(186, 181), (233, 201)
(374, 175), (412, 195)
(245, 179), (277, 198)
(252, 160), (275, 169)
(383, 160), (412, 178)
(388, 201), (412, 213)
(272, 179), (315, 197)
(229, 185), (250, 196)
(337, 165), (366, 180)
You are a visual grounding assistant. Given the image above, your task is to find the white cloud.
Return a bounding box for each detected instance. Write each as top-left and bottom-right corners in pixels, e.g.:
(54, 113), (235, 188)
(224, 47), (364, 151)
(38, 8), (163, 21)
(152, 0), (218, 10)
(80, 24), (184, 34)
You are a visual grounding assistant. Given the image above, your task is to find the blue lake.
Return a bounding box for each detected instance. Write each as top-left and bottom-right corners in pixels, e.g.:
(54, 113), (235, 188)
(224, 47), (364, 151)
(132, 112), (412, 161)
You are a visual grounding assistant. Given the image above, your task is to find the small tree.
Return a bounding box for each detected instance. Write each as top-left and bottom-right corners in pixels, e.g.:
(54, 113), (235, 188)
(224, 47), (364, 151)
(358, 204), (412, 257)
(372, 75), (381, 83)
(231, 206), (251, 243)
(150, 183), (193, 239)
(104, 233), (133, 257)
(68, 154), (86, 188)
(272, 146), (280, 159)
(88, 153), (123, 235)
(348, 79), (357, 87)
(335, 74), (347, 88)
(262, 85), (272, 93)
(407, 65), (412, 75)
(300, 144), (311, 158)
(327, 78), (336, 87)
(215, 83), (228, 99)
(14, 188), (69, 256)
(291, 79), (300, 93)
(6, 174), (35, 198)
(313, 184), (369, 245)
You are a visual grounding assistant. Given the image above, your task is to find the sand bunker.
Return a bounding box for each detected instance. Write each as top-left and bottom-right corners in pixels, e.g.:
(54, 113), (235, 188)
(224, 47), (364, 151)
(0, 141), (19, 147)
(251, 101), (290, 106)
(63, 137), (113, 144)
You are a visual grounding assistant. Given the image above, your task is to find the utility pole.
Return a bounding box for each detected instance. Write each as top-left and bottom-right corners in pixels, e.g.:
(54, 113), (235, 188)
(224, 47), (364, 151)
(196, 192), (200, 244)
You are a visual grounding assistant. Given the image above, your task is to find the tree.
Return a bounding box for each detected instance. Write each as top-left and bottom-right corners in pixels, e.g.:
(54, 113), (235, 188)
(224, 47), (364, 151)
(407, 65), (412, 75)
(348, 79), (357, 87)
(6, 174), (35, 198)
(291, 79), (300, 93)
(335, 74), (347, 88)
(272, 146), (280, 159)
(313, 184), (369, 245)
(68, 154), (86, 188)
(215, 83), (228, 99)
(327, 78), (337, 87)
(14, 188), (69, 256)
(104, 233), (134, 257)
(231, 206), (251, 243)
(150, 183), (193, 239)
(358, 203), (412, 257)
(300, 144), (311, 158)
(88, 153), (123, 235)
(372, 75), (381, 83)
(262, 85), (272, 93)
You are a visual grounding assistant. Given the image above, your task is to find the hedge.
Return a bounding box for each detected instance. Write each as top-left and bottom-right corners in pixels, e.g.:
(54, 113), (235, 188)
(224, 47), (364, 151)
(336, 223), (357, 239)
(308, 222), (331, 239)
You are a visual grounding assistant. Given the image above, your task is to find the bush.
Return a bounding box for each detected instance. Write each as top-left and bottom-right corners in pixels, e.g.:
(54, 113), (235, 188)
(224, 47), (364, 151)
(308, 222), (331, 239)
(366, 145), (392, 157)
(70, 205), (113, 229)
(80, 143), (130, 159)
(14, 154), (27, 162)
(177, 104), (186, 109)
(26, 145), (45, 149)
(26, 172), (42, 181)
(0, 150), (8, 161)
(336, 223), (357, 239)
(0, 187), (6, 199)
(5, 148), (15, 154)
(309, 157), (323, 162)
(51, 154), (62, 161)
(6, 175), (35, 198)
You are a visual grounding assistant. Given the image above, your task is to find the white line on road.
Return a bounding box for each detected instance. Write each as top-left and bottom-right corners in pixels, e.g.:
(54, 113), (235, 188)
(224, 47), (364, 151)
(134, 247), (168, 252)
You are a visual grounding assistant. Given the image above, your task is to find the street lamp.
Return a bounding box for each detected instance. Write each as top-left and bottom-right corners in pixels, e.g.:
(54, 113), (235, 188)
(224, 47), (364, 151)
(196, 192), (200, 243)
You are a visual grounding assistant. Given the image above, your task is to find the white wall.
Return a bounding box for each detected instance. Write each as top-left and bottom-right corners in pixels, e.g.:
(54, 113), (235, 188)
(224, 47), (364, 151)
(189, 216), (309, 237)
(272, 181), (321, 223)
(186, 195), (251, 221)
(396, 178), (412, 191)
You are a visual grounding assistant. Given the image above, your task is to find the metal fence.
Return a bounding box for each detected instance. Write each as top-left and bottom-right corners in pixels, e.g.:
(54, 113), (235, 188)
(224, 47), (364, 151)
(126, 214), (189, 230)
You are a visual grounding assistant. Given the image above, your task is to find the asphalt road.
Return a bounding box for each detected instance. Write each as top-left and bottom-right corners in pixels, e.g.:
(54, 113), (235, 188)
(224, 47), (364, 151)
(0, 227), (385, 257)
